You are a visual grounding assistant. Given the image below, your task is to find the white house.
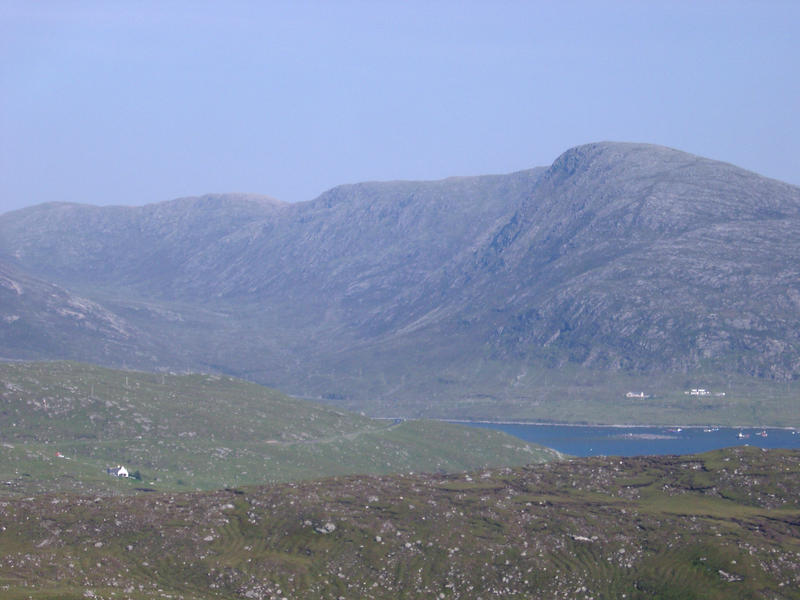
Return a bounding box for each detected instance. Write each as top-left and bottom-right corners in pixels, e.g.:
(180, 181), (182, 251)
(107, 465), (129, 478)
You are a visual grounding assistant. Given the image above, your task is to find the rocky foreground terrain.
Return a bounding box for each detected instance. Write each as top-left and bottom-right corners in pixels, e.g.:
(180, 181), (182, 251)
(1, 446), (798, 599)
(2, 142), (799, 419)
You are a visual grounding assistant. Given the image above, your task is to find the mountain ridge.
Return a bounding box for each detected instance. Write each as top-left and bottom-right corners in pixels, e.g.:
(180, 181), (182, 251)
(2, 141), (799, 421)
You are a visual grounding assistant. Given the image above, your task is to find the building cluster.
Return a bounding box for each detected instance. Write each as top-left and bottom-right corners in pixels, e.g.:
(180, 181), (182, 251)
(684, 388), (726, 397)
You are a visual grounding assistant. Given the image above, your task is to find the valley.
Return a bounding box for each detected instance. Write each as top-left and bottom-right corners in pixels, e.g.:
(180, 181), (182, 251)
(1, 362), (797, 598)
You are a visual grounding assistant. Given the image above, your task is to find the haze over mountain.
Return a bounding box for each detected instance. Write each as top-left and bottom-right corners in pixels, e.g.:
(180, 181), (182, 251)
(2, 142), (799, 420)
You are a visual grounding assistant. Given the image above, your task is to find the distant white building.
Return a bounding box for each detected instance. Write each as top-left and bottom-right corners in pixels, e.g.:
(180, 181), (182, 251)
(686, 388), (711, 396)
(107, 465), (129, 478)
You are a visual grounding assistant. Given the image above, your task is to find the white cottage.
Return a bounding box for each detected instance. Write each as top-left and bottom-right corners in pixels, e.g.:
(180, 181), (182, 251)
(107, 465), (129, 477)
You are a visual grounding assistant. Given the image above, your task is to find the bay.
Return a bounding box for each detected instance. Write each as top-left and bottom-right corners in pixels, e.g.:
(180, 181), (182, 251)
(458, 422), (800, 457)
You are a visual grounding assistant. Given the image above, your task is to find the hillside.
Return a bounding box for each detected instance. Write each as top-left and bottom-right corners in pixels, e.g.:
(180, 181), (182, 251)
(0, 362), (558, 494)
(1, 142), (799, 422)
(1, 446), (798, 599)
(0, 259), (168, 364)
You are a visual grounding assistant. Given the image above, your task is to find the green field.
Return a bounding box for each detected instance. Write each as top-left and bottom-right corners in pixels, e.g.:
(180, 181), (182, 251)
(316, 353), (800, 427)
(0, 361), (559, 495)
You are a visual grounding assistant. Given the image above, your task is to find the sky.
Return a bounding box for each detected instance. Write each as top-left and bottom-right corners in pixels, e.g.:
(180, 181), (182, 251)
(1, 1), (799, 214)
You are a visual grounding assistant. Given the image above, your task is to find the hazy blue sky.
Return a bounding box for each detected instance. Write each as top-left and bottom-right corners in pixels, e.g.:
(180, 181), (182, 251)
(1, 1), (798, 214)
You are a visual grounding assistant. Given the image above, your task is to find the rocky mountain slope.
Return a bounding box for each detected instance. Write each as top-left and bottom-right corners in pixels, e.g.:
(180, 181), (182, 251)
(2, 142), (799, 419)
(0, 258), (162, 363)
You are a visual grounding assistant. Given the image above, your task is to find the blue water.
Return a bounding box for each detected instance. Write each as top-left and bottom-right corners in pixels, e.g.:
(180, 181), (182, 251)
(460, 422), (800, 457)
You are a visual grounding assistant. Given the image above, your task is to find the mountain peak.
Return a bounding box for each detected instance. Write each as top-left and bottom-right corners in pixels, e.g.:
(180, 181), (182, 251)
(544, 141), (698, 183)
(534, 140), (800, 234)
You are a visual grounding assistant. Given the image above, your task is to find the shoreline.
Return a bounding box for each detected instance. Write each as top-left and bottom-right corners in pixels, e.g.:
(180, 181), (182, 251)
(434, 418), (799, 431)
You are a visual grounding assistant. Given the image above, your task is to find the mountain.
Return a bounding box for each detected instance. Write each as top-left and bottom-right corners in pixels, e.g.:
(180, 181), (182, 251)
(1, 142), (799, 422)
(0, 257), (164, 364)
(0, 361), (557, 495)
(470, 143), (800, 377)
(2, 446), (798, 599)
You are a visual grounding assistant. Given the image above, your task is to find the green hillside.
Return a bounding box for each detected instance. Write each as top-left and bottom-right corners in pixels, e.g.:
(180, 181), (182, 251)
(0, 361), (559, 494)
(0, 446), (797, 599)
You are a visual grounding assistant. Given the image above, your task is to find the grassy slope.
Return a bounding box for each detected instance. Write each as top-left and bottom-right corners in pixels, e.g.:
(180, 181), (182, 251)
(317, 350), (800, 426)
(0, 361), (558, 494)
(0, 447), (797, 599)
